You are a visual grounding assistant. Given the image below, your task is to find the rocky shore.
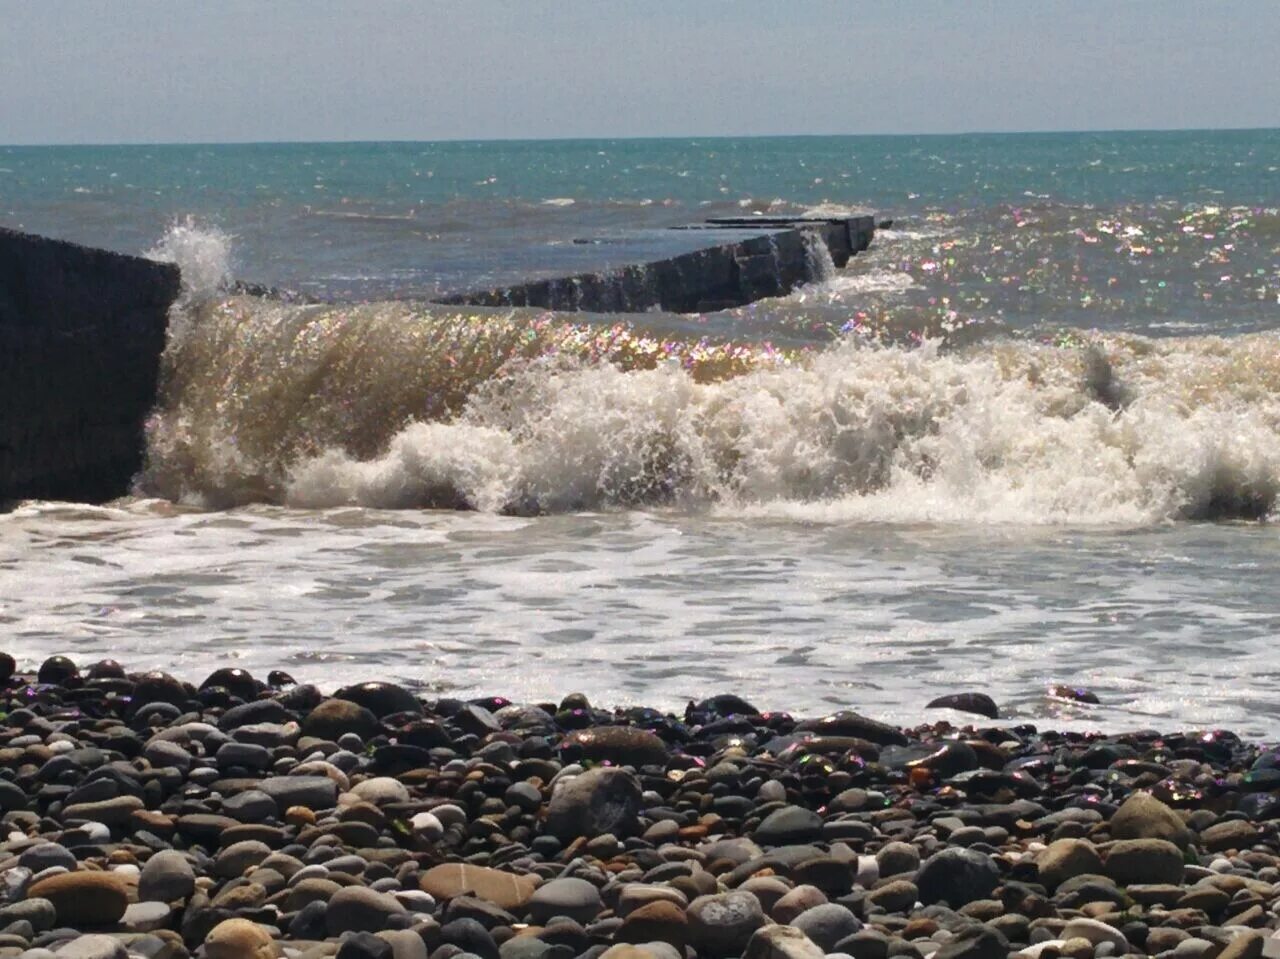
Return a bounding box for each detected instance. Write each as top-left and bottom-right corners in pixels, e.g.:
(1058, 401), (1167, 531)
(0, 657), (1278, 959)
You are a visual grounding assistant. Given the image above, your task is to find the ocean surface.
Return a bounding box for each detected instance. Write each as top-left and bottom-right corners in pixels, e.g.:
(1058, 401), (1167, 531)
(2, 130), (1280, 734)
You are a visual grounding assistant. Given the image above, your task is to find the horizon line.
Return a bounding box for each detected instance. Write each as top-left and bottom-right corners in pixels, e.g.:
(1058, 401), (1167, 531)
(3, 124), (1278, 150)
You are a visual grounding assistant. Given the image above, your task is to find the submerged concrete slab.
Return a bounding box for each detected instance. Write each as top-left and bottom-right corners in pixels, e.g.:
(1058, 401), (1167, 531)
(435, 215), (877, 314)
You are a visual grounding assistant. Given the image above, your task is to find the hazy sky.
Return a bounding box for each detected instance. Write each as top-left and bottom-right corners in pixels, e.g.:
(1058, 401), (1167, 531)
(3, 1), (1277, 144)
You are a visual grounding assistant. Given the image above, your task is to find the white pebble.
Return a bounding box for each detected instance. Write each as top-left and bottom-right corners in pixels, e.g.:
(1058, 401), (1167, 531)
(430, 803), (467, 828)
(410, 811), (443, 842)
(855, 855), (879, 888)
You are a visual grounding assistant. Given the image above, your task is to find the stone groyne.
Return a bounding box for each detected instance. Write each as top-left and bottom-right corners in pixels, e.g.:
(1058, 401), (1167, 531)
(0, 228), (179, 506)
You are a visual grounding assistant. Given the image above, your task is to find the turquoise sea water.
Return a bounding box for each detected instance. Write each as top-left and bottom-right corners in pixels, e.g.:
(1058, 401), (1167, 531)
(3, 131), (1280, 731)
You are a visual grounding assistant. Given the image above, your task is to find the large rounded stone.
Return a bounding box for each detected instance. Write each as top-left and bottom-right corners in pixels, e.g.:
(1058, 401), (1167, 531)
(545, 767), (642, 841)
(378, 930), (428, 959)
(143, 739), (193, 773)
(0, 897), (56, 932)
(616, 900), (689, 948)
(205, 917), (277, 959)
(1110, 793), (1191, 850)
(326, 886), (409, 935)
(131, 671), (191, 710)
(793, 711), (908, 747)
(1200, 819), (1259, 853)
(138, 850), (195, 902)
(527, 877), (602, 924)
(257, 775), (338, 811)
(1103, 838), (1185, 885)
(924, 693), (999, 719)
(617, 885), (689, 917)
(38, 655), (79, 685)
(53, 934), (127, 959)
(915, 848), (1000, 907)
(875, 841), (920, 878)
(27, 872), (129, 925)
(754, 805), (823, 846)
(1036, 839), (1103, 890)
(560, 727), (670, 767)
(200, 668), (262, 700)
(18, 843), (77, 873)
(351, 776), (411, 805)
(742, 925), (825, 959)
(932, 927), (1010, 959)
(215, 840), (272, 879)
(285, 877), (343, 912)
(335, 681), (423, 717)
(1060, 918), (1129, 953)
(420, 864), (538, 911)
(772, 885), (826, 925)
(336, 932), (394, 959)
(790, 903), (862, 951)
(865, 880), (917, 913)
(302, 698), (381, 740)
(688, 890), (766, 958)
(62, 795), (143, 826)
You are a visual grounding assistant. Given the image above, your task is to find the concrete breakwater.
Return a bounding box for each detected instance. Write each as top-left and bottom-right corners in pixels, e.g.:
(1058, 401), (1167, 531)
(0, 216), (875, 505)
(0, 228), (179, 507)
(437, 216), (876, 313)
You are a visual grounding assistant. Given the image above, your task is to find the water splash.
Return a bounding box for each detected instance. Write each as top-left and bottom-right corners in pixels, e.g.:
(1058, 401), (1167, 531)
(800, 228), (837, 283)
(144, 217), (233, 304)
(143, 218), (234, 343)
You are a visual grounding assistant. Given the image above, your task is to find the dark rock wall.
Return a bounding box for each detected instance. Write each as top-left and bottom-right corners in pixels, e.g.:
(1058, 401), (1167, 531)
(0, 228), (180, 506)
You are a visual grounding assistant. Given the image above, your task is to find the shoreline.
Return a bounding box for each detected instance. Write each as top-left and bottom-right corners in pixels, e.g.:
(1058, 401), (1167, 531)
(1, 658), (1278, 959)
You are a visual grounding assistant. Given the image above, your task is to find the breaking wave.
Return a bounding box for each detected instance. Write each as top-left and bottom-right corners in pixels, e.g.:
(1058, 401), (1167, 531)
(139, 289), (1280, 524)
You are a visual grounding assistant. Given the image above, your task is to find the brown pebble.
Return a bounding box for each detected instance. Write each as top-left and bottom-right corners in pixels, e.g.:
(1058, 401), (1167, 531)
(285, 806), (316, 826)
(903, 918), (938, 940)
(27, 871), (129, 926)
(205, 917), (277, 959)
(1060, 937), (1095, 959)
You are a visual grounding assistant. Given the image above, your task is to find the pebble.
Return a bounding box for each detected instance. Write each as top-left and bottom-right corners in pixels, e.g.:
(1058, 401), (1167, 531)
(25, 873), (128, 926)
(527, 878), (602, 924)
(687, 890), (765, 957)
(204, 917), (277, 959)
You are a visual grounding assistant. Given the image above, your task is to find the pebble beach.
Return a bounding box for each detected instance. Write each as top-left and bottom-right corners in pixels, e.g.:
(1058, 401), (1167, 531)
(2, 657), (1279, 959)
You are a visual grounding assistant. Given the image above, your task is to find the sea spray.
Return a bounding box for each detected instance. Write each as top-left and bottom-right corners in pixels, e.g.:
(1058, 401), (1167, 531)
(144, 218), (234, 317)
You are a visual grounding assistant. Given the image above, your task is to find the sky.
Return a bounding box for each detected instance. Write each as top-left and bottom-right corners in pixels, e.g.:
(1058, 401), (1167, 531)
(2, 1), (1277, 145)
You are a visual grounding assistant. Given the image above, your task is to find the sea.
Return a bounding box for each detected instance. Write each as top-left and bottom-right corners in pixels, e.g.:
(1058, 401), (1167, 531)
(2, 130), (1279, 735)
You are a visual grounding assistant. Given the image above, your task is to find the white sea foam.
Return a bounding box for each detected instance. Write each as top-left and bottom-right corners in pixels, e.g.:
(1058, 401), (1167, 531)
(813, 269), (917, 297)
(876, 227), (957, 242)
(802, 201), (876, 218)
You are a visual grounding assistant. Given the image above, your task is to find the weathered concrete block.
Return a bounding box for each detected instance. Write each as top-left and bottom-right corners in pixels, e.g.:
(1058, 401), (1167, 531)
(0, 227), (179, 506)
